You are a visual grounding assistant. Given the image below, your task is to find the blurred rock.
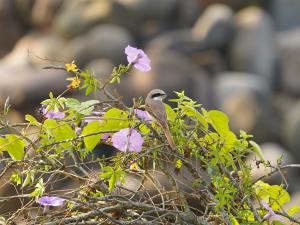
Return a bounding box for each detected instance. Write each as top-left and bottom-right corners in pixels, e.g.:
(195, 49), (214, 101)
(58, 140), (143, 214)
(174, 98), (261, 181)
(192, 4), (234, 47)
(2, 31), (68, 67)
(175, 0), (202, 27)
(0, 47), (67, 107)
(6, 109), (24, 124)
(283, 100), (300, 161)
(246, 142), (299, 192)
(31, 0), (63, 28)
(229, 7), (276, 85)
(277, 28), (300, 96)
(0, 0), (24, 58)
(214, 72), (279, 142)
(192, 50), (227, 75)
(67, 24), (135, 66)
(269, 0), (300, 31)
(116, 0), (177, 20)
(85, 59), (116, 100)
(0, 63), (67, 107)
(147, 4), (234, 55)
(53, 0), (137, 39)
(86, 58), (114, 80)
(147, 29), (203, 55)
(272, 94), (297, 122)
(13, 0), (34, 25)
(118, 50), (210, 106)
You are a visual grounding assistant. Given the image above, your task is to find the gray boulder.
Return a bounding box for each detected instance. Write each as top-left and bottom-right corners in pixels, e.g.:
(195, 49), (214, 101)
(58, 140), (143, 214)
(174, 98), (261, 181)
(31, 0), (63, 28)
(53, 0), (137, 39)
(283, 100), (300, 161)
(67, 24), (135, 66)
(0, 64), (67, 107)
(147, 4), (234, 55)
(0, 0), (23, 58)
(2, 31), (69, 67)
(192, 4), (235, 48)
(269, 0), (300, 31)
(116, 0), (177, 20)
(214, 72), (279, 142)
(277, 28), (300, 96)
(229, 7), (276, 84)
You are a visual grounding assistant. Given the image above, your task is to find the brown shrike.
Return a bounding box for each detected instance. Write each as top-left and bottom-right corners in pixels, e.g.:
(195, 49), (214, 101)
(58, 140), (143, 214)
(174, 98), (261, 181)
(145, 89), (177, 150)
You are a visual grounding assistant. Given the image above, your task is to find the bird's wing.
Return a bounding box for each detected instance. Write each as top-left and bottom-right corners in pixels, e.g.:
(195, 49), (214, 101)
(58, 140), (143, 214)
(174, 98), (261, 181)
(145, 100), (167, 125)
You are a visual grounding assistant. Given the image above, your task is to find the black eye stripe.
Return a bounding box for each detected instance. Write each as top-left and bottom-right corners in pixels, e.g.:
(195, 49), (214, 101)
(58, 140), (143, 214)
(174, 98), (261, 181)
(151, 93), (165, 98)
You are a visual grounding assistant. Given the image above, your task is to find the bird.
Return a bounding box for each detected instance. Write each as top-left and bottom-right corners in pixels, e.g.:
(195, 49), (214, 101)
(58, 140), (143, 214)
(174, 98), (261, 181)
(145, 89), (177, 150)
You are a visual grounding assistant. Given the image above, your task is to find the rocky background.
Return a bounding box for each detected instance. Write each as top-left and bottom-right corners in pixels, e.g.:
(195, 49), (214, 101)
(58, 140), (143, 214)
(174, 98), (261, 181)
(1, 0), (300, 207)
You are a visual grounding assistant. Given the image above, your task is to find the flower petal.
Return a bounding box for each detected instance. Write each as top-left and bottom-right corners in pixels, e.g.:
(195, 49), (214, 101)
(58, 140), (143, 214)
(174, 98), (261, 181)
(37, 196), (65, 207)
(125, 45), (151, 72)
(112, 128), (143, 152)
(134, 109), (151, 122)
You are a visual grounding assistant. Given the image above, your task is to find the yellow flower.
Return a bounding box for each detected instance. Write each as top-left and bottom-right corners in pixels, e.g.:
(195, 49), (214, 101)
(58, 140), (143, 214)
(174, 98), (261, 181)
(129, 162), (140, 171)
(65, 61), (78, 73)
(66, 76), (81, 89)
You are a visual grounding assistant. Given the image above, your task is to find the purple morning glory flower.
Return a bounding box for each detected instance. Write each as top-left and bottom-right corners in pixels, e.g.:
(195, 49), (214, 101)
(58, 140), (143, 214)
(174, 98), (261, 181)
(134, 109), (151, 123)
(37, 196), (65, 207)
(40, 105), (65, 119)
(112, 128), (143, 152)
(101, 133), (110, 141)
(125, 45), (151, 72)
(44, 110), (65, 119)
(261, 200), (284, 222)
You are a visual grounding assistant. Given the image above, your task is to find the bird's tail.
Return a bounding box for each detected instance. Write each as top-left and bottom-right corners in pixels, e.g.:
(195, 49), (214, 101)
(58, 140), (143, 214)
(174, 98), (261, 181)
(161, 123), (177, 150)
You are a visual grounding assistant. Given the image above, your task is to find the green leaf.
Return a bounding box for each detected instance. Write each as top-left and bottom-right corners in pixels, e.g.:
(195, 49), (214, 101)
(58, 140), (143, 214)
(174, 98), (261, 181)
(165, 104), (176, 122)
(100, 166), (114, 179)
(0, 137), (6, 153)
(25, 115), (41, 127)
(207, 110), (230, 135)
(22, 170), (34, 189)
(249, 140), (265, 162)
(5, 134), (26, 160)
(65, 98), (80, 109)
(254, 181), (290, 210)
(30, 178), (45, 197)
(44, 119), (76, 149)
(288, 205), (300, 216)
(207, 110), (237, 144)
(230, 215), (240, 225)
(85, 85), (93, 96)
(80, 100), (99, 114)
(100, 166), (125, 193)
(109, 172), (117, 193)
(102, 108), (129, 130)
(66, 98), (99, 115)
(139, 124), (150, 134)
(81, 121), (102, 152)
(10, 171), (21, 185)
(181, 105), (208, 130)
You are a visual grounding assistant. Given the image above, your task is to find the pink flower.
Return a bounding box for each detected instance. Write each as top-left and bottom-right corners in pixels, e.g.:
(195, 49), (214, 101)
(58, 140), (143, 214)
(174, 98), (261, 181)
(134, 109), (151, 123)
(37, 196), (65, 207)
(101, 133), (110, 141)
(40, 105), (65, 119)
(112, 128), (143, 152)
(125, 45), (151, 72)
(261, 200), (284, 222)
